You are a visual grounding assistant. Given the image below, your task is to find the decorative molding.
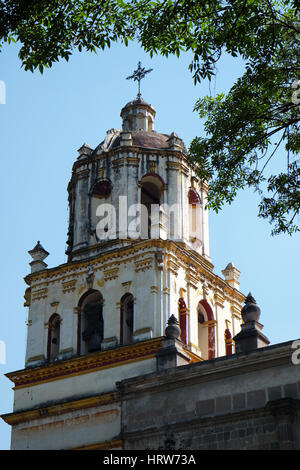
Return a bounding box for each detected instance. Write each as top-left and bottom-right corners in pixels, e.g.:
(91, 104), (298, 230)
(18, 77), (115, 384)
(122, 281), (132, 293)
(62, 279), (77, 293)
(167, 260), (179, 276)
(127, 157), (139, 167)
(6, 338), (164, 390)
(231, 304), (242, 319)
(104, 268), (119, 281)
(185, 273), (198, 289)
(24, 240), (245, 309)
(1, 391), (120, 426)
(166, 161), (189, 176)
(202, 320), (217, 328)
(97, 278), (105, 288)
(149, 161), (157, 173)
(112, 157), (125, 168)
(214, 290), (225, 308)
(32, 288), (48, 301)
(150, 286), (158, 294)
(135, 257), (153, 272)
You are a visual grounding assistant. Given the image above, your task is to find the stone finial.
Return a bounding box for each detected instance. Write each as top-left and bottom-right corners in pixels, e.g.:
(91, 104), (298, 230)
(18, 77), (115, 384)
(120, 131), (133, 147)
(156, 315), (190, 371)
(242, 292), (261, 322)
(28, 241), (49, 273)
(222, 262), (241, 290)
(77, 142), (92, 158)
(165, 315), (181, 339)
(167, 132), (185, 151)
(233, 293), (270, 353)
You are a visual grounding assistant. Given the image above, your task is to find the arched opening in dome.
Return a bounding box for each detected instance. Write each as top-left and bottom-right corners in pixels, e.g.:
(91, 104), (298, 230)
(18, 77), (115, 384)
(140, 173), (165, 238)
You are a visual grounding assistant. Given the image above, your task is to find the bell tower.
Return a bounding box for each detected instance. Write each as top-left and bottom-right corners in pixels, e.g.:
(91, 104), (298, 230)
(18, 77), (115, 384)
(2, 83), (245, 449)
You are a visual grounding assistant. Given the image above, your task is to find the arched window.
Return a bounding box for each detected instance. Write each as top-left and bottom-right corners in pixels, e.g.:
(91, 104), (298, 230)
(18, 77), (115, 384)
(77, 290), (104, 354)
(225, 329), (233, 356)
(47, 314), (61, 362)
(140, 174), (165, 238)
(197, 300), (215, 360)
(90, 179), (114, 243)
(178, 298), (187, 344)
(188, 189), (201, 243)
(120, 293), (134, 346)
(91, 179), (112, 199)
(188, 189), (201, 205)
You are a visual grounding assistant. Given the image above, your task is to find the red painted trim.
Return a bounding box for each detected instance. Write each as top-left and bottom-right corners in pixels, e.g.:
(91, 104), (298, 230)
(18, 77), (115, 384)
(188, 189), (201, 205)
(198, 299), (215, 359)
(78, 289), (99, 308)
(178, 298), (187, 344)
(225, 329), (233, 356)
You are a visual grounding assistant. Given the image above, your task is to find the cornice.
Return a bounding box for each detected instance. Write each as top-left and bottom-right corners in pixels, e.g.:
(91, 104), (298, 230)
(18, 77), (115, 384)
(24, 240), (213, 286)
(24, 239), (243, 305)
(6, 337), (163, 390)
(72, 146), (188, 173)
(119, 341), (296, 399)
(1, 391), (119, 426)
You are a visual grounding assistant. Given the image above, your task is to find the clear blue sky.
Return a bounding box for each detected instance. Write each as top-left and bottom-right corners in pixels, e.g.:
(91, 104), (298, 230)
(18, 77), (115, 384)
(0, 39), (299, 449)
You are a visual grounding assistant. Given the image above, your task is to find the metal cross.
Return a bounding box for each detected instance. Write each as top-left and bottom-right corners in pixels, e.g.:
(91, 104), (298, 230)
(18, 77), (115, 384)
(126, 61), (153, 99)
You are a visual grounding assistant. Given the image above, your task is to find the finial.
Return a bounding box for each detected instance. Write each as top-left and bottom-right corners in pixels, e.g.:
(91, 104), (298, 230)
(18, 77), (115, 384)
(126, 61), (153, 99)
(245, 292), (256, 304)
(165, 314), (181, 339)
(28, 241), (49, 273)
(233, 292), (270, 353)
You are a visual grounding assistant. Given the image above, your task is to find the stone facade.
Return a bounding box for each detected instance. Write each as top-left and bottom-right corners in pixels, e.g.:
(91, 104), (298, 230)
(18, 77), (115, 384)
(120, 341), (300, 450)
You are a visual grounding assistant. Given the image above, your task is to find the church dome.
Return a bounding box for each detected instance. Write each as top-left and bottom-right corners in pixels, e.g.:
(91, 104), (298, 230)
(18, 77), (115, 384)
(111, 130), (170, 150)
(95, 98), (186, 153)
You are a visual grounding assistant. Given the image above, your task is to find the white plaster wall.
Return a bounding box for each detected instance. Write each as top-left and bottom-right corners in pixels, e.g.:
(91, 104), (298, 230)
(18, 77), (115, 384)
(11, 402), (121, 450)
(13, 357), (156, 412)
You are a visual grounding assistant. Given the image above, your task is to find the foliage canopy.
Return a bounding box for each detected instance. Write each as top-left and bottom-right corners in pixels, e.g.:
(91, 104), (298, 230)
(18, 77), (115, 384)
(1, 0), (299, 234)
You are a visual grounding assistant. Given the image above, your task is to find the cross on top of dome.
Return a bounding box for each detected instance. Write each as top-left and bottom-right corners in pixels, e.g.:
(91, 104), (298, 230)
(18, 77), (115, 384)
(126, 61), (153, 99)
